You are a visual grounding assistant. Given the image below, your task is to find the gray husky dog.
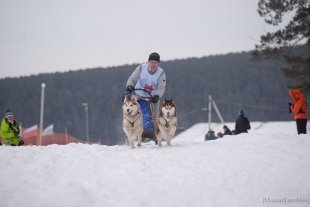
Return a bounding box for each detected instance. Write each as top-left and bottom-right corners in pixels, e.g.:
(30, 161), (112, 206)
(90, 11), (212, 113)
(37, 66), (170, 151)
(122, 95), (143, 148)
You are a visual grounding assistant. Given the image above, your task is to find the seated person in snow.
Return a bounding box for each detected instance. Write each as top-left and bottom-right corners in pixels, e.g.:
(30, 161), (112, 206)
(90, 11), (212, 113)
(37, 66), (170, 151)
(223, 125), (232, 135)
(216, 125), (233, 138)
(205, 130), (217, 141)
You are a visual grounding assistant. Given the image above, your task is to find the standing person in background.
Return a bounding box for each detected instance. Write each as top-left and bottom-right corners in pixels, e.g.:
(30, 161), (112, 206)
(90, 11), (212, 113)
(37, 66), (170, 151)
(235, 110), (251, 134)
(0, 110), (24, 146)
(126, 52), (166, 116)
(289, 89), (308, 134)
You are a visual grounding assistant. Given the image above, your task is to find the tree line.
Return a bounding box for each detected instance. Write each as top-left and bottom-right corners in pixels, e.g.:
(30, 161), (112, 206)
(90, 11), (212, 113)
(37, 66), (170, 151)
(0, 49), (308, 145)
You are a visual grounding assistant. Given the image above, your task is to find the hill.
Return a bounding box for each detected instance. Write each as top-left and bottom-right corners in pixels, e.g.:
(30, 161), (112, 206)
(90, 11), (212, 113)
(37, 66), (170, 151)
(0, 121), (309, 207)
(0, 50), (307, 144)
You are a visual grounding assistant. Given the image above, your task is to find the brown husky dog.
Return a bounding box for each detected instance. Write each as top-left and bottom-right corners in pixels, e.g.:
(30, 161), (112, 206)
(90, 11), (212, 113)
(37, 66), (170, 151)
(155, 99), (177, 146)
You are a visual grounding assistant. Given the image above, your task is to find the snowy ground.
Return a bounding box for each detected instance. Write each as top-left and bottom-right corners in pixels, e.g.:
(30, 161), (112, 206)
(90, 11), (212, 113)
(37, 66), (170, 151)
(0, 121), (309, 207)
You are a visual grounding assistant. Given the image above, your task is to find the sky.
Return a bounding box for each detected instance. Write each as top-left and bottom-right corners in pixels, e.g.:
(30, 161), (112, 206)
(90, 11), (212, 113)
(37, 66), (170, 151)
(0, 121), (309, 207)
(0, 0), (282, 78)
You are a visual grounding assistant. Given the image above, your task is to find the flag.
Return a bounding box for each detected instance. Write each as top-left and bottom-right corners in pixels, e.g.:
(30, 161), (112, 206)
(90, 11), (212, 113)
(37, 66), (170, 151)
(42, 124), (54, 135)
(22, 124), (38, 139)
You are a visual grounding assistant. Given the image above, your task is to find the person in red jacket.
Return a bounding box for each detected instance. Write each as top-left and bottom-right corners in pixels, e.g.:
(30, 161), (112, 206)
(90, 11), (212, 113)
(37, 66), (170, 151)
(289, 89), (308, 134)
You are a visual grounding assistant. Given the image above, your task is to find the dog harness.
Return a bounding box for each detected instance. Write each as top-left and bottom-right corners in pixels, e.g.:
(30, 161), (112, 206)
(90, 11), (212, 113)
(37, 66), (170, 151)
(125, 112), (140, 128)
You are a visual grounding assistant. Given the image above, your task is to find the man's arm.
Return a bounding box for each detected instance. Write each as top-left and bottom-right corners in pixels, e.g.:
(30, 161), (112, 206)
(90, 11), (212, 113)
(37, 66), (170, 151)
(126, 65), (141, 88)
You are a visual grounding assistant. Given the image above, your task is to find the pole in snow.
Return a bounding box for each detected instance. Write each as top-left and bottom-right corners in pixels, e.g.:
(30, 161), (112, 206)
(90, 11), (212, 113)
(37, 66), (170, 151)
(212, 100), (225, 126)
(39, 83), (45, 145)
(208, 95), (212, 131)
(82, 102), (89, 142)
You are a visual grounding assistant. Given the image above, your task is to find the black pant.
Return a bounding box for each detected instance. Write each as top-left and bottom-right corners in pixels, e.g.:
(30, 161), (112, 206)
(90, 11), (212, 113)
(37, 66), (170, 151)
(296, 119), (307, 134)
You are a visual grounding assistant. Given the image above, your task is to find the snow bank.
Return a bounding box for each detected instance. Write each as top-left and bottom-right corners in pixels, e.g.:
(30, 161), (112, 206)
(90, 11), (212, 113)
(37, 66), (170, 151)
(0, 121), (309, 207)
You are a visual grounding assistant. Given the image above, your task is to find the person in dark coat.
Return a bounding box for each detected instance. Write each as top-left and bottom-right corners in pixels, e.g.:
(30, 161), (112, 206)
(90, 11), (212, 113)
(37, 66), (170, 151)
(235, 110), (251, 134)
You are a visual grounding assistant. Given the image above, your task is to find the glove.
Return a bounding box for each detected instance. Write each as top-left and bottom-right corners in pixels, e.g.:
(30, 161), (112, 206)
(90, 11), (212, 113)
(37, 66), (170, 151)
(126, 86), (134, 93)
(150, 95), (159, 103)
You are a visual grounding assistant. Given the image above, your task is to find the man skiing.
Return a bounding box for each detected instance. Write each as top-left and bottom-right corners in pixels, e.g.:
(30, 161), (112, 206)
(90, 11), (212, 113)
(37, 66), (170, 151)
(0, 110), (24, 146)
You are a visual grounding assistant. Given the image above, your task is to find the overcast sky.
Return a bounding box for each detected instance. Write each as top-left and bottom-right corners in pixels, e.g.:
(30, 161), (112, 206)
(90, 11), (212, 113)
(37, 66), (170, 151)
(0, 0), (282, 78)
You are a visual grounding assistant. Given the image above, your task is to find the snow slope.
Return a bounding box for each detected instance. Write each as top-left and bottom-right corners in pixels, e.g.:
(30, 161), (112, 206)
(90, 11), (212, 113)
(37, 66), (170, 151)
(0, 121), (309, 207)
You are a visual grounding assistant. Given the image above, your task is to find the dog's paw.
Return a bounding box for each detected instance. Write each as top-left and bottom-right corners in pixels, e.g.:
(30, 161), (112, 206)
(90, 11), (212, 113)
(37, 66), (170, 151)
(130, 142), (135, 149)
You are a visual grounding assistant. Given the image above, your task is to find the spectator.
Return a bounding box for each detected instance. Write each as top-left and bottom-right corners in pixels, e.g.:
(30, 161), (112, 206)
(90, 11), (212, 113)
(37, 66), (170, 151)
(205, 130), (217, 141)
(0, 110), (24, 146)
(223, 125), (233, 135)
(235, 110), (251, 134)
(288, 89), (308, 134)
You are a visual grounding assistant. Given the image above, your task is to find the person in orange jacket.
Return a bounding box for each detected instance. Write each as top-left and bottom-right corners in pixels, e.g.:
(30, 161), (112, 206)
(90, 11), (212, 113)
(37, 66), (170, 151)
(288, 89), (308, 134)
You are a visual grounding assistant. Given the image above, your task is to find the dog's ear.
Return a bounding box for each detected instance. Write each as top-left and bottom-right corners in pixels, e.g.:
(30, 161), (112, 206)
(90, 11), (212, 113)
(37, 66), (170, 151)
(174, 107), (177, 116)
(131, 95), (137, 102)
(124, 95), (128, 102)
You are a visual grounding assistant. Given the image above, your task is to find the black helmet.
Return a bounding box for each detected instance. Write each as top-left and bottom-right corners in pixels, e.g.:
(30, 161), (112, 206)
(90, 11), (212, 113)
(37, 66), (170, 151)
(148, 52), (160, 62)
